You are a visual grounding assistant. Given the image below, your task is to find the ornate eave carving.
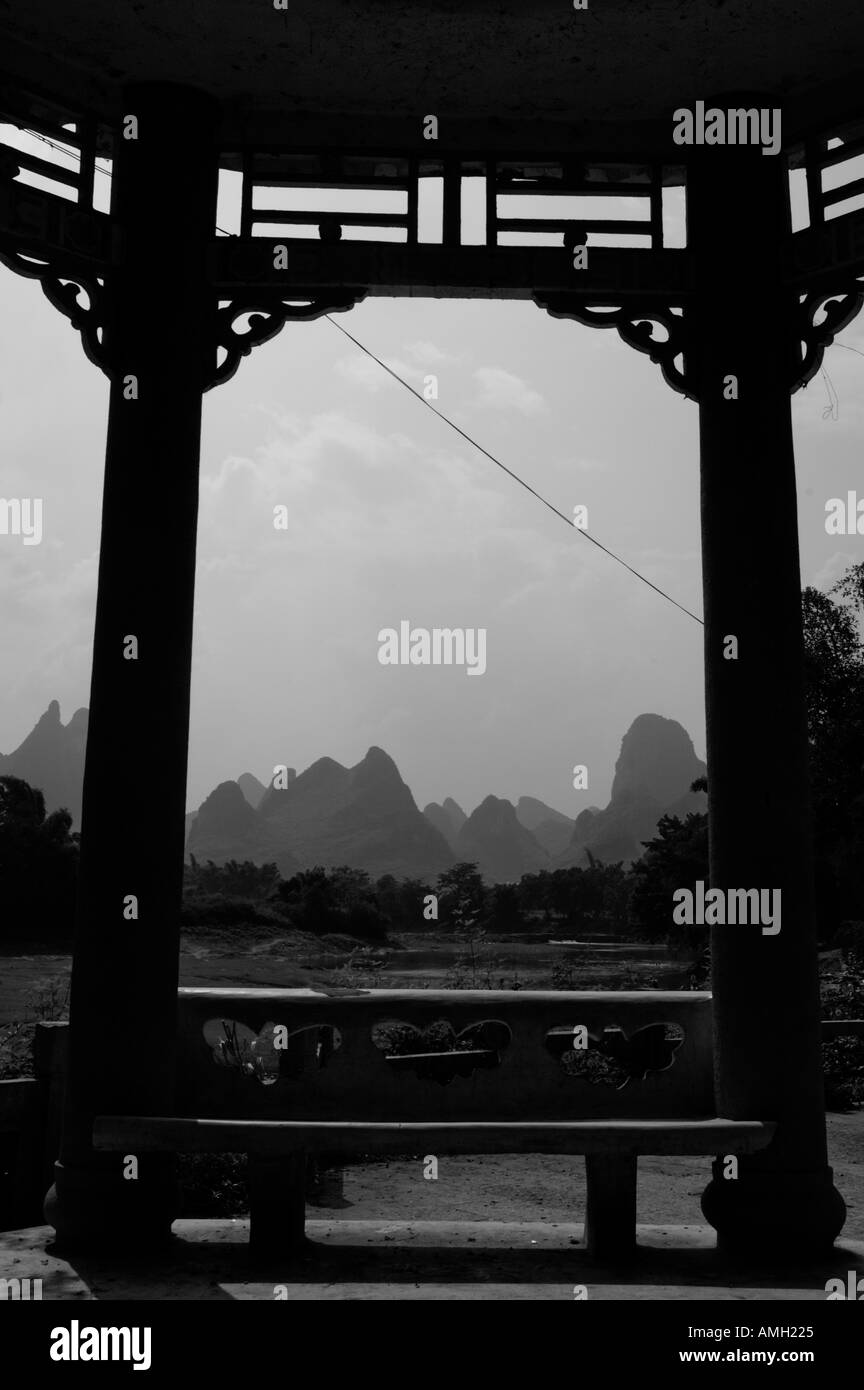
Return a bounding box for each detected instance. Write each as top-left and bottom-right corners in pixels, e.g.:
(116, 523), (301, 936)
(208, 290), (368, 392)
(534, 291), (693, 398)
(792, 281), (864, 392)
(2, 104), (864, 397)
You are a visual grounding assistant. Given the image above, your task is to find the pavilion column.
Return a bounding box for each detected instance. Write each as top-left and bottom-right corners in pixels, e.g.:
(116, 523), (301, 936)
(689, 131), (845, 1251)
(45, 84), (219, 1249)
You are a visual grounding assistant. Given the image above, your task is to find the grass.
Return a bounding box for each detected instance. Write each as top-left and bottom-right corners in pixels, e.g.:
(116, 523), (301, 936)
(0, 975), (70, 1079)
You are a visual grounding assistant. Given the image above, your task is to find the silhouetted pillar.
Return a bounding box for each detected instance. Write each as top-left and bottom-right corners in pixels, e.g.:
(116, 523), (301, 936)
(690, 129), (845, 1252)
(45, 83), (219, 1249)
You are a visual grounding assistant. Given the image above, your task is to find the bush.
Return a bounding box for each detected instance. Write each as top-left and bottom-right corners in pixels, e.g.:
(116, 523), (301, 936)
(176, 1153), (248, 1217)
(0, 777), (78, 945)
(184, 859), (280, 899)
(821, 953), (864, 1021)
(275, 866), (392, 941)
(822, 1036), (864, 1110)
(181, 895), (285, 930)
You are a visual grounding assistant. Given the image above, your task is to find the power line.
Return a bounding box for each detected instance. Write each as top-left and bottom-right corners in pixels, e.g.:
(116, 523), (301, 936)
(325, 314), (705, 627)
(22, 125), (704, 624)
(19, 128), (861, 625)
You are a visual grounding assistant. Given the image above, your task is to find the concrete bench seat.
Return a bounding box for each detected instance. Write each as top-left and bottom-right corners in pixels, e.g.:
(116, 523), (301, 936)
(91, 988), (777, 1258)
(94, 1115), (775, 1158)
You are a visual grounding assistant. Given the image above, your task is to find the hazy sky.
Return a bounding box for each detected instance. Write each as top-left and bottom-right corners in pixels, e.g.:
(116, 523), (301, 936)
(1, 175), (862, 818)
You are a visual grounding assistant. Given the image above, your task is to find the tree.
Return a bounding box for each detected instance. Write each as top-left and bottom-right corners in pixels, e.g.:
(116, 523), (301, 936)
(274, 865), (389, 940)
(185, 857), (280, 898)
(628, 811), (709, 944)
(275, 867), (337, 932)
(0, 776), (79, 942)
(436, 862), (486, 931)
(487, 882), (522, 932)
(802, 564), (864, 935)
(436, 862), (487, 984)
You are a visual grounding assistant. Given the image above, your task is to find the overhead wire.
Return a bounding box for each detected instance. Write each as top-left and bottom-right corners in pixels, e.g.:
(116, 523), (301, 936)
(16, 126), (861, 628)
(324, 315), (705, 626)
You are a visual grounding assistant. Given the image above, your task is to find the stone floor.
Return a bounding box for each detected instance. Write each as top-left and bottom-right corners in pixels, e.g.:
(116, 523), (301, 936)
(2, 1221), (863, 1300)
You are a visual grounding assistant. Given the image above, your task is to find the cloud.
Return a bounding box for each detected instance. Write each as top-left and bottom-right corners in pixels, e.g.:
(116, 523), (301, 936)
(334, 354), (390, 393)
(333, 353), (425, 393)
(0, 548), (97, 626)
(195, 401), (576, 621)
(403, 340), (461, 366)
(473, 366), (546, 415)
(812, 551), (857, 593)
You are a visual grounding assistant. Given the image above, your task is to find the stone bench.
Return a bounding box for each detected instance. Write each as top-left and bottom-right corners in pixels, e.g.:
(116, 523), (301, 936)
(93, 988), (775, 1259)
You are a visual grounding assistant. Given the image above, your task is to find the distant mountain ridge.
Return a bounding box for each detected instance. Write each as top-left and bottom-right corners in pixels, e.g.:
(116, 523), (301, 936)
(190, 745), (453, 880)
(514, 796), (575, 856)
(422, 797), (467, 848)
(0, 700), (88, 825)
(454, 795), (548, 884)
(553, 713), (707, 868)
(4, 703), (707, 882)
(237, 772), (267, 808)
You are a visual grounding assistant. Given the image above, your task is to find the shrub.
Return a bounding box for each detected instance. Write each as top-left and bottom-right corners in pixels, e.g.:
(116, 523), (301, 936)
(176, 1153), (248, 1217)
(822, 1035), (864, 1110)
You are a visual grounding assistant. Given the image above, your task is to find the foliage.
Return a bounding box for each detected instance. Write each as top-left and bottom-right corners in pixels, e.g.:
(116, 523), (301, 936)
(374, 1019), (478, 1055)
(434, 862), (492, 984)
(514, 861), (630, 933)
(487, 882), (522, 932)
(551, 960), (579, 990)
(435, 862), (486, 930)
(0, 974), (70, 1080)
(181, 895), (287, 930)
(686, 944), (864, 1111)
(373, 874), (434, 931)
(327, 945), (388, 988)
(627, 811), (709, 943)
(184, 858), (280, 899)
(687, 946), (711, 991)
(274, 865), (390, 941)
(176, 1153), (248, 1218)
(821, 1035), (864, 1110)
(802, 564), (864, 936)
(0, 776), (78, 944)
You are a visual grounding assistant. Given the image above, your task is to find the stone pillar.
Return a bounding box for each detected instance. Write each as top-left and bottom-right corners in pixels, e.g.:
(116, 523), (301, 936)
(689, 129), (845, 1252)
(45, 84), (219, 1250)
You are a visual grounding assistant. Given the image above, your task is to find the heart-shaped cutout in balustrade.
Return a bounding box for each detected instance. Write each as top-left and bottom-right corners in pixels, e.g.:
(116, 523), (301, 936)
(371, 1018), (511, 1085)
(545, 1021), (685, 1089)
(203, 1018), (341, 1086)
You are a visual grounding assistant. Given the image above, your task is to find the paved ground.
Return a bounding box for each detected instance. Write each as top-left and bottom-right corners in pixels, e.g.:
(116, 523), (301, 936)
(2, 1221), (863, 1300)
(331, 1117), (864, 1239)
(4, 1115), (862, 1300)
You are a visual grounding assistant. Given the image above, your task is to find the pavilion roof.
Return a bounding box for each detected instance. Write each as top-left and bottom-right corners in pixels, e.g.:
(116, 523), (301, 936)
(1, 1), (864, 152)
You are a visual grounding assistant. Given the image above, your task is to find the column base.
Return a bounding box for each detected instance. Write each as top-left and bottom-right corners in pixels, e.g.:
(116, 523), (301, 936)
(44, 1157), (179, 1254)
(701, 1160), (846, 1257)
